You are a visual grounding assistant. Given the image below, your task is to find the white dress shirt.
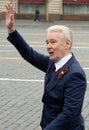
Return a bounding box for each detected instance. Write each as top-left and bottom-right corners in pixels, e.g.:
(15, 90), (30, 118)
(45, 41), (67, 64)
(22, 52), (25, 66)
(55, 53), (72, 71)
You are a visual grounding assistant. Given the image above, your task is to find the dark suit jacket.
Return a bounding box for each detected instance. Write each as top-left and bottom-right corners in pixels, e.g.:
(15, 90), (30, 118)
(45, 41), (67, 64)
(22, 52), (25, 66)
(7, 30), (87, 130)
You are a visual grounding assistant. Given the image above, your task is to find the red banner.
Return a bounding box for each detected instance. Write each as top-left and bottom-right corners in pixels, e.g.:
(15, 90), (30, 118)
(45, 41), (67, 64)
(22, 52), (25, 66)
(63, 0), (89, 4)
(18, 0), (45, 3)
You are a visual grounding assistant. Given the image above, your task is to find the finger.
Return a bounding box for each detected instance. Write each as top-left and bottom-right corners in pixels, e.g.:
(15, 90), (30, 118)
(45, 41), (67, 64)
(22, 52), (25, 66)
(5, 4), (9, 11)
(0, 10), (6, 14)
(6, 3), (14, 13)
(9, 4), (14, 13)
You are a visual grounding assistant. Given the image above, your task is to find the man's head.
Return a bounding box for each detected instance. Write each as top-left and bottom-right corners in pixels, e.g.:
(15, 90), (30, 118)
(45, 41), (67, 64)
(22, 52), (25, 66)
(46, 25), (72, 62)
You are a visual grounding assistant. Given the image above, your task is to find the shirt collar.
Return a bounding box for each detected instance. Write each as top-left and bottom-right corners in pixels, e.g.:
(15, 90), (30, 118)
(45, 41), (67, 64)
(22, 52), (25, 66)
(55, 53), (72, 71)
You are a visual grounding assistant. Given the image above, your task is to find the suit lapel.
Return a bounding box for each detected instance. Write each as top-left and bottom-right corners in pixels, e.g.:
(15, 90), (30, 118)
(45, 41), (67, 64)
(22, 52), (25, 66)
(44, 62), (54, 86)
(44, 68), (63, 94)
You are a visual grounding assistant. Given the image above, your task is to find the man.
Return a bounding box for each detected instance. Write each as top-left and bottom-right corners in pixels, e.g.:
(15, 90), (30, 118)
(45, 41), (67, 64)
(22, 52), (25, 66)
(34, 7), (40, 21)
(2, 4), (87, 130)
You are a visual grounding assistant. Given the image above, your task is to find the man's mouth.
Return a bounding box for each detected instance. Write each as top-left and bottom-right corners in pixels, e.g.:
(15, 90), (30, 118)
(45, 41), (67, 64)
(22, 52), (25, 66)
(49, 52), (54, 56)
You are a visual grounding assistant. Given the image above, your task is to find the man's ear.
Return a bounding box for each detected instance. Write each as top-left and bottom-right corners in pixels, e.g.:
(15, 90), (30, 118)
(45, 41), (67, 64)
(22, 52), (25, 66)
(65, 39), (71, 50)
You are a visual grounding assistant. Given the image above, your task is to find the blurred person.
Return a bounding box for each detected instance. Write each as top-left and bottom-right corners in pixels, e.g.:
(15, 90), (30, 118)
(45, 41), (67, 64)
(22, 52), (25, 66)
(34, 7), (40, 21)
(1, 4), (87, 130)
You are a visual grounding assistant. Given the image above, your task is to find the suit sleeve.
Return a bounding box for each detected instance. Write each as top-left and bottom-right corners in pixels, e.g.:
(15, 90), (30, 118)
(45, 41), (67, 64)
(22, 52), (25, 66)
(44, 72), (86, 130)
(7, 30), (49, 72)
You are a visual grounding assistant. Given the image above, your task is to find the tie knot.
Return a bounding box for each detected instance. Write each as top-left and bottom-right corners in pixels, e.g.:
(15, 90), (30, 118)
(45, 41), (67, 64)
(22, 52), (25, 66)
(52, 64), (56, 72)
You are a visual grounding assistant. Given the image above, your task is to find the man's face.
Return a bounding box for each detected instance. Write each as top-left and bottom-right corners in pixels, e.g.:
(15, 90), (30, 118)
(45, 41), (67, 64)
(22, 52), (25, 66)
(46, 31), (70, 62)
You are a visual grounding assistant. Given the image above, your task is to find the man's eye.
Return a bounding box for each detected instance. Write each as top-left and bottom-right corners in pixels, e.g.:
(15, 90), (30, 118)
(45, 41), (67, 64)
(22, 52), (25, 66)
(51, 40), (56, 44)
(46, 41), (49, 45)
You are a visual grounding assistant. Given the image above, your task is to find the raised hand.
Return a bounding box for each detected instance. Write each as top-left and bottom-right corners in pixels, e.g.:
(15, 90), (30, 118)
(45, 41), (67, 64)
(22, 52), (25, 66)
(1, 3), (15, 33)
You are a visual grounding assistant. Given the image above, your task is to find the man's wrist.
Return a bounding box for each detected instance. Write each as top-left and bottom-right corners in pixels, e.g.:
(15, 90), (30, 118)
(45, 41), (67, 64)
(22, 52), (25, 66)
(8, 27), (15, 34)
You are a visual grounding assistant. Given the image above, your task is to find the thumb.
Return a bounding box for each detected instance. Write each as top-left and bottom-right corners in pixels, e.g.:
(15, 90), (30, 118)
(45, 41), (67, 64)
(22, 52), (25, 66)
(0, 10), (7, 14)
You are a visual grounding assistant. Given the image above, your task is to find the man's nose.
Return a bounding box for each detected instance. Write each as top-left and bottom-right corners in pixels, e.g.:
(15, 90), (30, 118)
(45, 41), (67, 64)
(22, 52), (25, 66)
(47, 43), (52, 49)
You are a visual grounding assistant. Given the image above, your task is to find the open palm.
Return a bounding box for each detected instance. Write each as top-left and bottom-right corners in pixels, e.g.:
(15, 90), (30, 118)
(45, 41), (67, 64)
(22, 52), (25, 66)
(5, 4), (14, 30)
